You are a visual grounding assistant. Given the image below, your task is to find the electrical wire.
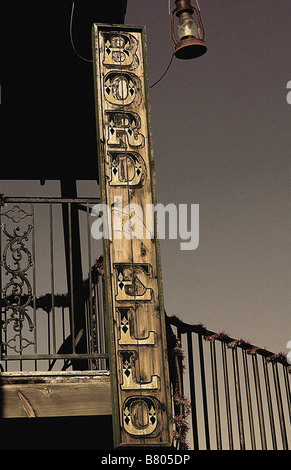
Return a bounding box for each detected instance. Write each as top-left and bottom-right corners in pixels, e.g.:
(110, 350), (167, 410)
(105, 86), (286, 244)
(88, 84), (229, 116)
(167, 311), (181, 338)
(149, 0), (202, 89)
(70, 2), (93, 63)
(70, 0), (175, 84)
(149, 53), (175, 89)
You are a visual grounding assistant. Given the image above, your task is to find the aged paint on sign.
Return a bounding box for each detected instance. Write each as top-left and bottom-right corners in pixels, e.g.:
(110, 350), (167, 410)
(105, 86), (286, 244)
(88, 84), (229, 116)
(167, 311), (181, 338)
(92, 24), (172, 447)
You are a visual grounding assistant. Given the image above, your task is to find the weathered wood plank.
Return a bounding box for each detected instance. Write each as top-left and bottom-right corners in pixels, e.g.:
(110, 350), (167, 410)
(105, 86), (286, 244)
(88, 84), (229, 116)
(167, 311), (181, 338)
(92, 24), (173, 448)
(1, 371), (112, 418)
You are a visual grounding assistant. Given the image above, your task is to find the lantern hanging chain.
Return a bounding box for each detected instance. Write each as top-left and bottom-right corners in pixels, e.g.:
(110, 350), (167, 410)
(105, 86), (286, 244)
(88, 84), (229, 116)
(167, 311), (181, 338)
(149, 53), (175, 89)
(70, 2), (93, 63)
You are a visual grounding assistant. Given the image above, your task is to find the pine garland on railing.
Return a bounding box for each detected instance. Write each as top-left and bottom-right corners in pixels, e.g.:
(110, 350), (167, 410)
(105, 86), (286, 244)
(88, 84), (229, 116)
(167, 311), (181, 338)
(168, 315), (291, 372)
(166, 330), (192, 450)
(172, 384), (191, 450)
(2, 256), (104, 313)
(205, 332), (290, 368)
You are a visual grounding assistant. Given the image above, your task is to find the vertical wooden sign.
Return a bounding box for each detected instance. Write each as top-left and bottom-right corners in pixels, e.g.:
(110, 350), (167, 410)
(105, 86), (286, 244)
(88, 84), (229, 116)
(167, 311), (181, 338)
(92, 24), (172, 448)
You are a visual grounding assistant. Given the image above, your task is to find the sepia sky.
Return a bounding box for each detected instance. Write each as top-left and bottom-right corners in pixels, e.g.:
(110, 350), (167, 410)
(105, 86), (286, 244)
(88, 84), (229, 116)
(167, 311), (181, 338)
(0, 0), (290, 356)
(125, 0), (290, 355)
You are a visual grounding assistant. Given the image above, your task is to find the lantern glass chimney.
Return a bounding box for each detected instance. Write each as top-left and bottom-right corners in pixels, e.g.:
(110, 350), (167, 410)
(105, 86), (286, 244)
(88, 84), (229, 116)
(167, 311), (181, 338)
(177, 17), (198, 40)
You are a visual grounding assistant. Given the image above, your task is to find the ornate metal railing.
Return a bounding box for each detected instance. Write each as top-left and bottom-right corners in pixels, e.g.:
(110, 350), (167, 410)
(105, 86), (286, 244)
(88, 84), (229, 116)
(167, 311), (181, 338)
(0, 197), (108, 372)
(1, 197), (290, 450)
(168, 316), (291, 450)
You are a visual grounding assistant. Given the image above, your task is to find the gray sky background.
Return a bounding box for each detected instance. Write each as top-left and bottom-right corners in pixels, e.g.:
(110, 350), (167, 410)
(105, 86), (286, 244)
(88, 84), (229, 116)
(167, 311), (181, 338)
(0, 0), (290, 356)
(125, 0), (290, 355)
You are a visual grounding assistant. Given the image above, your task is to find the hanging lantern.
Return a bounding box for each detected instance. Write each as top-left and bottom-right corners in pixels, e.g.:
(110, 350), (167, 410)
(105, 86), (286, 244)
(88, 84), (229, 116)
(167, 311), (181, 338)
(170, 0), (207, 60)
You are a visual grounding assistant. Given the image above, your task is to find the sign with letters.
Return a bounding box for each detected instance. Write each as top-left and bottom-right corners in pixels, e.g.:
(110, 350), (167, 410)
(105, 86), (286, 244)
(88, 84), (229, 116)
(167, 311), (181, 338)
(92, 24), (172, 447)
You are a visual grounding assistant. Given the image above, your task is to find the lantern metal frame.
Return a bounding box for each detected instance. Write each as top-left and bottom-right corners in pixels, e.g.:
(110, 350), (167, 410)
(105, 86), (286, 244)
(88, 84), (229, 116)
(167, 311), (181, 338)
(170, 0), (207, 60)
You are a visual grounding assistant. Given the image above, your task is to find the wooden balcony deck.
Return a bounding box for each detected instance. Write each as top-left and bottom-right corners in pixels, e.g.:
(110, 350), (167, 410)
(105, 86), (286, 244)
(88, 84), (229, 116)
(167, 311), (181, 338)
(0, 371), (111, 418)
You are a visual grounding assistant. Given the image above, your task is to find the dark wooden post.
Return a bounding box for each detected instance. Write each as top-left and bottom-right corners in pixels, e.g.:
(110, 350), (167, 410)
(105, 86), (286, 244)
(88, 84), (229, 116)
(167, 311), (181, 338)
(60, 179), (88, 370)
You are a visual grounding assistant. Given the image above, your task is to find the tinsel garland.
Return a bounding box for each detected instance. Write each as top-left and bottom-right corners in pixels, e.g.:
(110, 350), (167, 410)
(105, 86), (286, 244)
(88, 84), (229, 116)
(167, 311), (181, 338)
(172, 384), (191, 449)
(172, 338), (186, 362)
(169, 315), (290, 372)
(204, 330), (290, 370)
(168, 335), (192, 450)
(3, 256), (104, 313)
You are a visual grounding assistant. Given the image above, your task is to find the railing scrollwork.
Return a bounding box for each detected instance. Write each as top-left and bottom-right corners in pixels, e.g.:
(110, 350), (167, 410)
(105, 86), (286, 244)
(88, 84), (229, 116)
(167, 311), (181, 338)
(1, 205), (35, 353)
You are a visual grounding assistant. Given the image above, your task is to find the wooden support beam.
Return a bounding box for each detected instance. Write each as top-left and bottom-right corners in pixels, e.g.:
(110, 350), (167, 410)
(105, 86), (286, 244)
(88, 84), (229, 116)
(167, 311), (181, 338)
(0, 371), (111, 418)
